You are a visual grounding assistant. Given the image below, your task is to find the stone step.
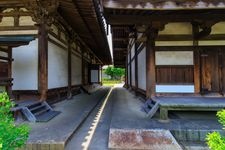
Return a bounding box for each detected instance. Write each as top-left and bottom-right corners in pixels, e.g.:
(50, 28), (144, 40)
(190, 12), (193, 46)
(109, 128), (182, 150)
(171, 129), (225, 142)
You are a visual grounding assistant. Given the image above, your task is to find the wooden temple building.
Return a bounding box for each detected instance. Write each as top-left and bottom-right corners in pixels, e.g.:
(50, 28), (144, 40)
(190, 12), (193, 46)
(103, 0), (225, 98)
(1, 0), (225, 110)
(0, 0), (111, 103)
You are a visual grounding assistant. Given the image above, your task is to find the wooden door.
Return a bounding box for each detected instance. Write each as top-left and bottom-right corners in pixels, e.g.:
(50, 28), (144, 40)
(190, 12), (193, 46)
(201, 50), (220, 93)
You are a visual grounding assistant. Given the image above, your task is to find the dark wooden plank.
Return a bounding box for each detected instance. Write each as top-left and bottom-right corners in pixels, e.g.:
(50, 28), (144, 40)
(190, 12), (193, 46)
(156, 66), (194, 84)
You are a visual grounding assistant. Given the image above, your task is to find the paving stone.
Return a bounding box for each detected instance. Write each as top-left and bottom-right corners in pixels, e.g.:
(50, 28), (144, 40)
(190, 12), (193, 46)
(109, 128), (182, 150)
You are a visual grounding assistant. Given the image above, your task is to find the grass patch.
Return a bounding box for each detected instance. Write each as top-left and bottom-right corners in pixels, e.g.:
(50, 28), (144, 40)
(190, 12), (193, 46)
(102, 80), (122, 87)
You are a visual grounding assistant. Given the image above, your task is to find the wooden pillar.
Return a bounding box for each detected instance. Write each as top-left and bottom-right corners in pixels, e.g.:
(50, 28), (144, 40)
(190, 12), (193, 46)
(67, 39), (72, 99)
(146, 28), (158, 98)
(129, 49), (132, 88)
(81, 48), (85, 85)
(100, 65), (103, 85)
(88, 64), (91, 84)
(134, 32), (138, 93)
(125, 54), (128, 88)
(38, 23), (48, 101)
(7, 47), (12, 97)
(192, 23), (201, 94)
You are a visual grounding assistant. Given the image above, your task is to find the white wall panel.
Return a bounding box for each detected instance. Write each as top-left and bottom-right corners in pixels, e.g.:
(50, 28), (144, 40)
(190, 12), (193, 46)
(128, 53), (130, 63)
(131, 60), (135, 86)
(91, 70), (99, 83)
(12, 39), (38, 90)
(19, 16), (35, 26)
(72, 55), (82, 85)
(138, 47), (146, 90)
(156, 85), (194, 93)
(0, 17), (14, 26)
(156, 51), (193, 65)
(159, 23), (192, 35)
(131, 44), (135, 59)
(155, 41), (193, 46)
(198, 40), (225, 46)
(48, 42), (68, 89)
(211, 22), (225, 34)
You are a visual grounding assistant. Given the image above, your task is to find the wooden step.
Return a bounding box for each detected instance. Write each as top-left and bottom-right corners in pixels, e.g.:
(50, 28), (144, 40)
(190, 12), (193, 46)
(36, 111), (61, 122)
(33, 108), (50, 116)
(30, 104), (46, 112)
(147, 102), (159, 118)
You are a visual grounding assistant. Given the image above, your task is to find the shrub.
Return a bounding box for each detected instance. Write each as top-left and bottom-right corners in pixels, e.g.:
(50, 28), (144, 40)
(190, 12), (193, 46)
(0, 92), (30, 150)
(206, 109), (225, 150)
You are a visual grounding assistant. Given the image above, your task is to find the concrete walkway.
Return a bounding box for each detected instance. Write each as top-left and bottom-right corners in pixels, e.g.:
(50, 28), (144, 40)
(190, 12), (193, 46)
(22, 86), (225, 149)
(66, 87), (114, 150)
(24, 87), (110, 149)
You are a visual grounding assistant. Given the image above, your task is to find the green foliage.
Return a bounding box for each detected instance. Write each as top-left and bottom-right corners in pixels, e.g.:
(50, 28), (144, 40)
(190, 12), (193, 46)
(104, 66), (125, 80)
(0, 92), (30, 150)
(102, 79), (122, 87)
(206, 110), (225, 150)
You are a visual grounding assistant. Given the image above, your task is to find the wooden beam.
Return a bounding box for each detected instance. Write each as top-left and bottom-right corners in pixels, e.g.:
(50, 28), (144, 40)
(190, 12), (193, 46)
(114, 48), (127, 51)
(0, 56), (12, 61)
(146, 28), (158, 98)
(103, 0), (224, 10)
(105, 13), (225, 25)
(113, 38), (128, 42)
(38, 23), (48, 101)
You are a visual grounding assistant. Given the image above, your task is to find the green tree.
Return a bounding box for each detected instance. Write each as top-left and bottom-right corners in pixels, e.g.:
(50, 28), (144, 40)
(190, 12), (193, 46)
(104, 66), (125, 80)
(206, 109), (225, 150)
(0, 92), (30, 150)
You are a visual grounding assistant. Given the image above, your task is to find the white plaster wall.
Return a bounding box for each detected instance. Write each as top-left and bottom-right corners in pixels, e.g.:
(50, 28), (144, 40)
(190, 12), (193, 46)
(131, 60), (135, 86)
(138, 47), (146, 90)
(0, 30), (38, 36)
(131, 44), (135, 59)
(19, 16), (35, 26)
(156, 85), (194, 93)
(198, 40), (225, 46)
(91, 70), (99, 83)
(0, 17), (14, 26)
(12, 39), (38, 90)
(156, 51), (193, 65)
(211, 22), (225, 34)
(128, 53), (130, 63)
(155, 41), (193, 46)
(159, 23), (192, 35)
(72, 55), (82, 85)
(48, 42), (68, 89)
